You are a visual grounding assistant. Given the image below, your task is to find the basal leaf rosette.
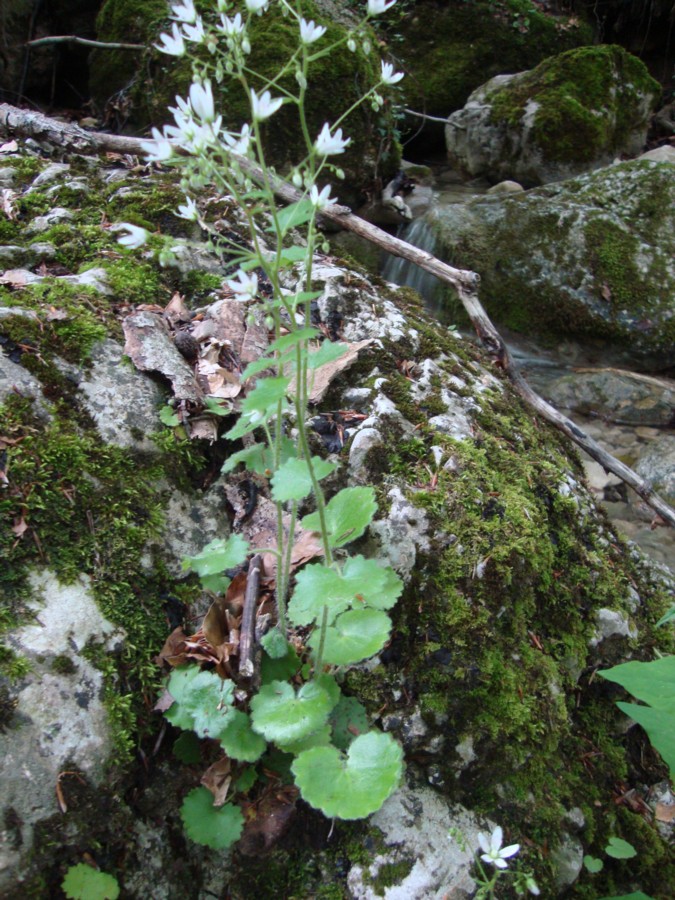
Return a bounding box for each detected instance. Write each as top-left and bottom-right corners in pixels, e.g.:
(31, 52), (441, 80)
(308, 608), (392, 666)
(292, 731), (403, 819)
(250, 679), (338, 744)
(180, 787), (244, 850)
(62, 865), (119, 900)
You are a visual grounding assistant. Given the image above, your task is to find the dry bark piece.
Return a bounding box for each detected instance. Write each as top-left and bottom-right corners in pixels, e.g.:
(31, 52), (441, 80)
(122, 310), (202, 402)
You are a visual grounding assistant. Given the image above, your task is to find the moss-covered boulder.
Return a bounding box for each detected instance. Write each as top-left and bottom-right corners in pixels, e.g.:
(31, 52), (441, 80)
(90, 0), (399, 198)
(378, 0), (592, 151)
(445, 44), (661, 186)
(430, 157), (675, 368)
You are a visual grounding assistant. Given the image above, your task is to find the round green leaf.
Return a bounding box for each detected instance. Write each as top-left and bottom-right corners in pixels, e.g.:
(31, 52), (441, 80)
(292, 731), (403, 819)
(183, 534), (249, 577)
(341, 556), (403, 611)
(278, 724), (332, 755)
(329, 695), (370, 750)
(301, 486), (377, 548)
(62, 865), (120, 900)
(271, 456), (336, 503)
(260, 627), (290, 660)
(218, 709), (267, 762)
(288, 563), (356, 627)
(605, 837), (637, 859)
(250, 679), (337, 744)
(583, 855), (604, 874)
(180, 787), (244, 850)
(309, 608), (392, 666)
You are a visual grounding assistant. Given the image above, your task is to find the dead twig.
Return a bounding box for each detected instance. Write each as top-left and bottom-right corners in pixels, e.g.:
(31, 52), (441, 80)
(26, 36), (145, 51)
(239, 555), (262, 679)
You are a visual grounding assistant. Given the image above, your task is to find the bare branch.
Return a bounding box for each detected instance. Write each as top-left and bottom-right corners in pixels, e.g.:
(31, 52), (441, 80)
(27, 35), (145, 51)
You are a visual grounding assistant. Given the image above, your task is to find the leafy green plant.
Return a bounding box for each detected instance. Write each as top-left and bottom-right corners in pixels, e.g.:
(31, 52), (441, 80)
(599, 655), (675, 778)
(127, 0), (408, 852)
(62, 864), (120, 900)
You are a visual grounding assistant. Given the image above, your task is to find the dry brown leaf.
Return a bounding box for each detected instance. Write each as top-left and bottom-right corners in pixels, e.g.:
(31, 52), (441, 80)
(288, 339), (374, 404)
(11, 515), (28, 537)
(188, 417), (219, 442)
(0, 269), (28, 287)
(164, 291), (191, 325)
(0, 140), (18, 153)
(655, 802), (675, 823)
(0, 188), (17, 219)
(45, 306), (68, 321)
(153, 688), (177, 714)
(202, 598), (229, 648)
(155, 626), (190, 668)
(201, 757), (232, 807)
(195, 359), (241, 398)
(239, 785), (299, 856)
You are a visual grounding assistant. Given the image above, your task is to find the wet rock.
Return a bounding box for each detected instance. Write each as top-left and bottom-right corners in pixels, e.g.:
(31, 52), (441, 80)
(631, 434), (675, 515)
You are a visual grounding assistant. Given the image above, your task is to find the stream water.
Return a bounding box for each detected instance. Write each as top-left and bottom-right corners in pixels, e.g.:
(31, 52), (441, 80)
(380, 181), (675, 574)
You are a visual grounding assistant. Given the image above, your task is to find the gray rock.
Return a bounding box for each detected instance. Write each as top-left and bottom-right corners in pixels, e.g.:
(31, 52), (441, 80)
(633, 434), (675, 509)
(347, 784), (483, 899)
(590, 608), (638, 646)
(25, 207), (74, 233)
(637, 146), (675, 164)
(26, 162), (70, 190)
(550, 834), (584, 890)
(0, 351), (51, 420)
(445, 47), (659, 187)
(370, 486), (431, 579)
(545, 369), (675, 426)
(0, 167), (17, 187)
(0, 570), (124, 890)
(78, 339), (166, 452)
(349, 426), (384, 475)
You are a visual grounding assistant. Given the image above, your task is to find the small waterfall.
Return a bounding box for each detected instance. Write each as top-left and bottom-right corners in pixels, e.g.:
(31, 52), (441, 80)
(381, 217), (439, 304)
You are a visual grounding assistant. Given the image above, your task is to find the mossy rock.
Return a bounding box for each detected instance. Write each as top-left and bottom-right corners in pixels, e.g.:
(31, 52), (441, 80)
(445, 44), (661, 185)
(430, 158), (675, 368)
(381, 0), (592, 150)
(90, 0), (400, 197)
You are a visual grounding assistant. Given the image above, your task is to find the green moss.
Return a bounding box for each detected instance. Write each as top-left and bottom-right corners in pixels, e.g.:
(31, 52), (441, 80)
(50, 654), (77, 675)
(103, 259), (162, 306)
(389, 0), (593, 118)
(488, 45), (661, 163)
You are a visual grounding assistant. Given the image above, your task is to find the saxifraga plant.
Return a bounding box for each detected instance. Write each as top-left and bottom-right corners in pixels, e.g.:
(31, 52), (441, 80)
(115, 0), (407, 850)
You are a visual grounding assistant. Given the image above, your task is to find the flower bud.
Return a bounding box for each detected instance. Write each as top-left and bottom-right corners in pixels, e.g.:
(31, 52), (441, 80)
(347, 38), (356, 52)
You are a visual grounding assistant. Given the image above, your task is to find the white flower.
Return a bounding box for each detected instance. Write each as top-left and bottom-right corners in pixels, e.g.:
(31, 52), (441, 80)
(189, 81), (215, 122)
(380, 60), (404, 85)
(219, 12), (244, 35)
(170, 0), (197, 24)
(182, 16), (205, 43)
(227, 269), (258, 302)
(177, 197), (199, 221)
(154, 23), (185, 56)
(112, 223), (149, 249)
(245, 0), (269, 13)
(250, 89), (283, 121)
(140, 127), (174, 162)
(300, 18), (327, 44)
(367, 0), (398, 14)
(310, 184), (337, 209)
(315, 122), (351, 156)
(477, 827), (520, 870)
(224, 124), (251, 156)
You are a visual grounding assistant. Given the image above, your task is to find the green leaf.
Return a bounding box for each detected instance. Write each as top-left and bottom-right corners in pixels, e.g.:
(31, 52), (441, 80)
(260, 627), (289, 659)
(279, 245), (307, 264)
(199, 573), (230, 594)
(62, 865), (120, 900)
(657, 605), (675, 627)
(180, 787), (244, 849)
(292, 730), (402, 819)
(270, 199), (314, 235)
(164, 666), (206, 729)
(309, 608), (392, 666)
(235, 767), (258, 793)
(597, 895), (654, 900)
(302, 487), (377, 548)
(172, 731), (201, 764)
(278, 724), (332, 755)
(583, 855), (604, 874)
(616, 701), (675, 777)
(271, 456), (336, 503)
(600, 656), (675, 708)
(250, 679), (337, 745)
(218, 709), (267, 762)
(222, 437), (295, 476)
(266, 327), (320, 354)
(261, 644), (302, 683)
(288, 557), (402, 628)
(176, 669), (236, 740)
(329, 695), (370, 750)
(306, 341), (349, 370)
(183, 534), (249, 577)
(204, 396), (231, 416)
(604, 837), (637, 860)
(225, 376), (290, 440)
(159, 405), (180, 427)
